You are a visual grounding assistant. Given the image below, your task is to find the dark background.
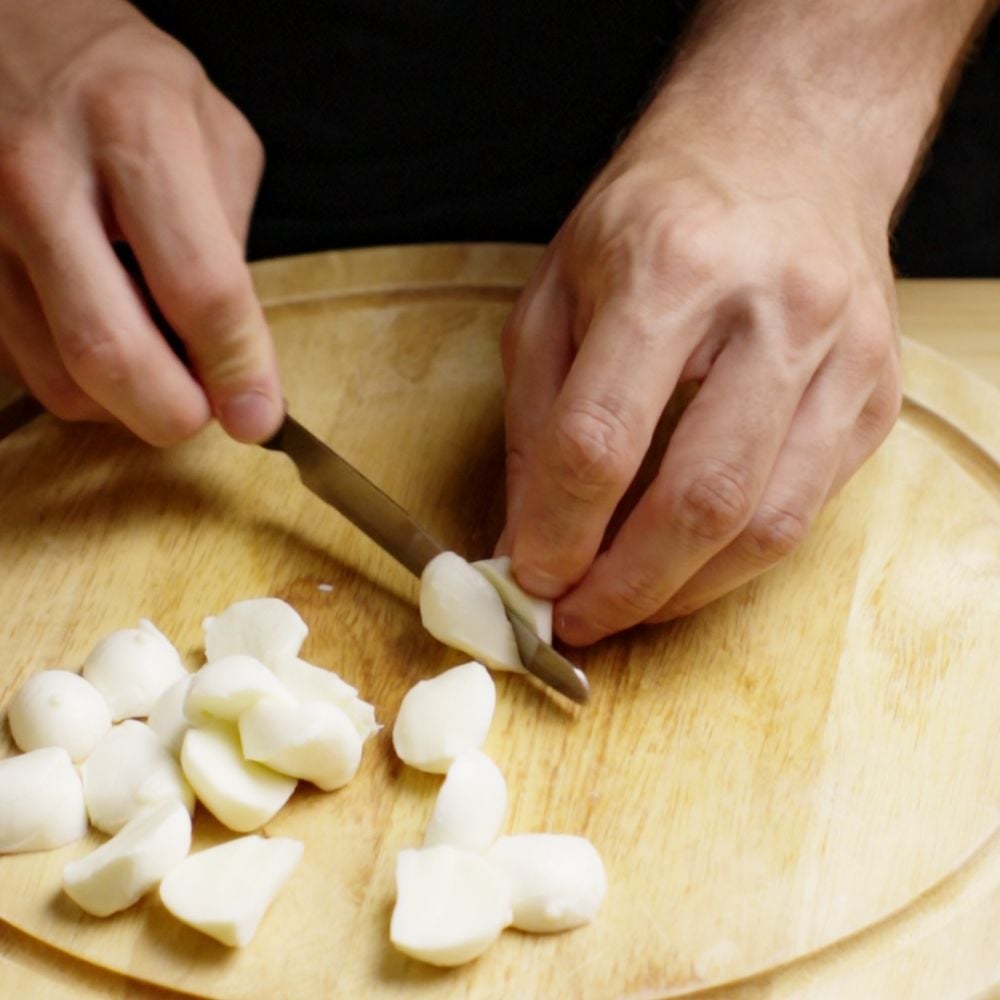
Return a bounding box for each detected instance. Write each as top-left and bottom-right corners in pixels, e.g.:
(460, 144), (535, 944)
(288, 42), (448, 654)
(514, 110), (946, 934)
(135, 2), (999, 276)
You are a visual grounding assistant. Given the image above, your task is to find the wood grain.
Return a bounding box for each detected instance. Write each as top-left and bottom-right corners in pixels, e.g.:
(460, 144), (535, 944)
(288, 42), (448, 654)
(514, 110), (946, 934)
(0, 245), (997, 999)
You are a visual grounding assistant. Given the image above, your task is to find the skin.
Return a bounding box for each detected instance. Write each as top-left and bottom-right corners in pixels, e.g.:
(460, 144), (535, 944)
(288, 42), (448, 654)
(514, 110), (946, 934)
(0, 0), (993, 637)
(502, 0), (998, 644)
(0, 0), (281, 444)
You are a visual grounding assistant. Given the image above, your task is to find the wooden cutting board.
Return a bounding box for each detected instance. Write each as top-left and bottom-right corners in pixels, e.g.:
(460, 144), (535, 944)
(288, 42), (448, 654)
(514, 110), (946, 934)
(0, 245), (997, 1000)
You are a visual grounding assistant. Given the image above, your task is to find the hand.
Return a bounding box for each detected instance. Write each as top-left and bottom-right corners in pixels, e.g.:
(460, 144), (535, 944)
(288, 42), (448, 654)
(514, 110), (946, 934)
(0, 0), (280, 445)
(501, 105), (903, 645)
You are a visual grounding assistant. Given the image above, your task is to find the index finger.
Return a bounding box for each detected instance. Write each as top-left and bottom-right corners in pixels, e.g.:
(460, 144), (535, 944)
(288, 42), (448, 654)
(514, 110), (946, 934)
(95, 98), (281, 442)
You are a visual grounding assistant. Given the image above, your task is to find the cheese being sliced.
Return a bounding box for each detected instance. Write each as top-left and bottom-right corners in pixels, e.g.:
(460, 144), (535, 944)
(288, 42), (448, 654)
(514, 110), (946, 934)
(159, 835), (303, 946)
(419, 552), (524, 672)
(472, 556), (553, 644)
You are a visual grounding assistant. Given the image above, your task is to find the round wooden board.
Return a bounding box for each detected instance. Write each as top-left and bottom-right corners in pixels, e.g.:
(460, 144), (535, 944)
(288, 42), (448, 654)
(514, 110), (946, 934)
(0, 245), (997, 1000)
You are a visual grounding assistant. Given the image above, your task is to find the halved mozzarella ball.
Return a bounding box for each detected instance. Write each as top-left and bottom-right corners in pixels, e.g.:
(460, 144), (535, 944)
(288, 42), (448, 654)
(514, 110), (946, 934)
(8, 670), (111, 761)
(238, 699), (362, 791)
(268, 655), (356, 703)
(268, 656), (379, 741)
(472, 556), (553, 644)
(0, 747), (88, 853)
(82, 620), (187, 721)
(82, 721), (194, 835)
(180, 724), (296, 832)
(392, 663), (495, 774)
(147, 677), (191, 758)
(486, 834), (606, 932)
(420, 552), (524, 672)
(202, 598), (307, 665)
(390, 845), (512, 966)
(62, 799), (192, 917)
(423, 751), (506, 852)
(159, 835), (303, 947)
(183, 655), (294, 725)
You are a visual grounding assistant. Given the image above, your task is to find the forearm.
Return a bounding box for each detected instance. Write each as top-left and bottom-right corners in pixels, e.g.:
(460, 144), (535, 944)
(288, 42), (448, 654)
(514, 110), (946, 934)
(623, 0), (996, 219)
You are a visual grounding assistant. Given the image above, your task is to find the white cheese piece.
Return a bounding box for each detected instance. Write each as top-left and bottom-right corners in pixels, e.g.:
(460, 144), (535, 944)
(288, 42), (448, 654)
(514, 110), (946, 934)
(183, 655), (294, 725)
(147, 677), (191, 757)
(8, 669), (111, 761)
(82, 620), (187, 721)
(238, 699), (362, 791)
(82, 721), (194, 835)
(390, 844), (512, 966)
(419, 552), (525, 672)
(472, 555), (553, 644)
(62, 799), (192, 917)
(486, 834), (607, 932)
(202, 598), (308, 665)
(180, 724), (296, 832)
(0, 748), (88, 853)
(159, 835), (303, 947)
(423, 751), (507, 852)
(392, 662), (495, 774)
(268, 656), (379, 742)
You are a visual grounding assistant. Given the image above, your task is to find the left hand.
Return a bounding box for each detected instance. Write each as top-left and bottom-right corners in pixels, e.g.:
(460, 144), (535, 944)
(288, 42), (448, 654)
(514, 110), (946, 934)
(499, 102), (903, 646)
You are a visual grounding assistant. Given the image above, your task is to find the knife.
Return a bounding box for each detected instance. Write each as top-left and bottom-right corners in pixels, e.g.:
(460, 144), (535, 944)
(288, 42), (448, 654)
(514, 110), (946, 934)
(110, 243), (590, 703)
(261, 415), (591, 703)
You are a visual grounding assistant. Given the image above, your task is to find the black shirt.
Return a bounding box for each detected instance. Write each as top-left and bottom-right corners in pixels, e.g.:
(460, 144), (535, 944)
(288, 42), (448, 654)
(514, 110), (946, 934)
(134, 2), (998, 276)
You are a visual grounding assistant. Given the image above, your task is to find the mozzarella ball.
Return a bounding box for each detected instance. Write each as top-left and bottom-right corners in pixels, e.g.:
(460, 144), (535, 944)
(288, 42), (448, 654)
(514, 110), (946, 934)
(238, 699), (362, 791)
(392, 663), (495, 774)
(181, 724), (296, 832)
(486, 834), (606, 932)
(0, 748), (88, 853)
(202, 598), (308, 665)
(82, 720), (194, 835)
(82, 620), (187, 721)
(62, 799), (192, 917)
(159, 835), (303, 947)
(183, 655), (294, 725)
(8, 670), (111, 761)
(390, 845), (511, 966)
(423, 751), (507, 852)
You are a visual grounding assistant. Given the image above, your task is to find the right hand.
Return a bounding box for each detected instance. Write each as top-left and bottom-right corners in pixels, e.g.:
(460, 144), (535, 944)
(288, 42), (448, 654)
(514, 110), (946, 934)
(0, 0), (282, 445)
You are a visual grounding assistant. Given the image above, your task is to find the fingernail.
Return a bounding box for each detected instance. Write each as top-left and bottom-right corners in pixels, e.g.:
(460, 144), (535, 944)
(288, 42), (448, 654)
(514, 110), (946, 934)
(218, 390), (281, 442)
(556, 611), (595, 646)
(515, 566), (565, 599)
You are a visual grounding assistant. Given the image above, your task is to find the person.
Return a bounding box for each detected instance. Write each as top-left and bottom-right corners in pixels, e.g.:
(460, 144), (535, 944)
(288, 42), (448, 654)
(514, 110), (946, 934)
(0, 1), (995, 646)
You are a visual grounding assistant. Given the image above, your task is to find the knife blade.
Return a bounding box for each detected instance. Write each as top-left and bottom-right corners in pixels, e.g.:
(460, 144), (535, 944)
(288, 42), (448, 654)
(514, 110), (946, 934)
(262, 415), (590, 703)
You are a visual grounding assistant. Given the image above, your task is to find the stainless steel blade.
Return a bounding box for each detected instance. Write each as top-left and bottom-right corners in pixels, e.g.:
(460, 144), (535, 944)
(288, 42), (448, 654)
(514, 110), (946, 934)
(263, 415), (590, 703)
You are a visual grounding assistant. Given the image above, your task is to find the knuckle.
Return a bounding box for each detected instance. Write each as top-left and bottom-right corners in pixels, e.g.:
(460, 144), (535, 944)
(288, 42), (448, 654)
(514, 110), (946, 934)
(58, 324), (128, 388)
(608, 567), (665, 620)
(743, 503), (811, 563)
(0, 129), (51, 229)
(781, 254), (851, 330)
(171, 262), (254, 338)
(672, 461), (756, 541)
(550, 399), (638, 500)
